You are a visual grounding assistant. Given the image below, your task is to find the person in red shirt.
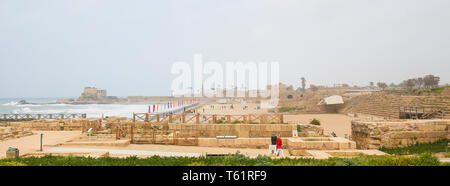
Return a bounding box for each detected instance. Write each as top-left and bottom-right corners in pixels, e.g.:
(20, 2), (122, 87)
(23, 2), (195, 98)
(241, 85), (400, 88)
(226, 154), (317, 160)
(276, 133), (285, 157)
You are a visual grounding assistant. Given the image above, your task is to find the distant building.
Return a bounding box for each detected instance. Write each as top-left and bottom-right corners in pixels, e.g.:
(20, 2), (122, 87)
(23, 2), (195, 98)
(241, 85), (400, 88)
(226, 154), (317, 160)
(317, 95), (345, 113)
(78, 87), (107, 101)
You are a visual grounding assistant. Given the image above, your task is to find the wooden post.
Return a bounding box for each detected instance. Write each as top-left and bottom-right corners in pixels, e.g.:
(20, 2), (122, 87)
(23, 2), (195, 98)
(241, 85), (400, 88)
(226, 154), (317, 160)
(132, 113), (136, 122)
(145, 113), (149, 122)
(248, 114), (252, 124)
(130, 123), (135, 143)
(196, 114), (200, 124)
(226, 115), (231, 124)
(212, 115), (217, 124)
(81, 120), (85, 133)
(115, 124), (120, 139)
(182, 114), (186, 123)
(243, 115), (248, 124)
(169, 114), (173, 123)
(279, 114), (284, 124)
(156, 114), (160, 123)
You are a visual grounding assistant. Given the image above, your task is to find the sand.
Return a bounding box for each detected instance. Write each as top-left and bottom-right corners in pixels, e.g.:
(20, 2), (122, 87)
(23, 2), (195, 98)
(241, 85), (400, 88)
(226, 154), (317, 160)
(52, 144), (271, 158)
(0, 131), (81, 158)
(284, 114), (354, 137)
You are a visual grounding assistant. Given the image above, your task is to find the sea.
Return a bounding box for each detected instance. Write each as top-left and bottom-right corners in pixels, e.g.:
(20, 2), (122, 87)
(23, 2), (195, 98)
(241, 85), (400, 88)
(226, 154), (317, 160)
(0, 97), (149, 118)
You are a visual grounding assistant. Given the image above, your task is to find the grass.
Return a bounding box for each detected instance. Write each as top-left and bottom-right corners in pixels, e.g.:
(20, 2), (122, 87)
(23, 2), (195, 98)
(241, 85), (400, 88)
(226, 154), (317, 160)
(380, 139), (448, 155)
(431, 85), (450, 94)
(0, 152), (446, 166)
(278, 107), (305, 113)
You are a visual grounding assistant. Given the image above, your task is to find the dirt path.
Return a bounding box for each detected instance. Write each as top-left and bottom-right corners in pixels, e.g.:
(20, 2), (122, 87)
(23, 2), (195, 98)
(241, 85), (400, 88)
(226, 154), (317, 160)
(0, 131), (81, 158)
(55, 144), (271, 158)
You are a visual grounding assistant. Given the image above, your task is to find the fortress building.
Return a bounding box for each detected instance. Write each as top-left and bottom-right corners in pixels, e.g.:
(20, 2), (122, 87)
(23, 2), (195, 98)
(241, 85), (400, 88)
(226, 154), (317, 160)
(78, 87), (107, 101)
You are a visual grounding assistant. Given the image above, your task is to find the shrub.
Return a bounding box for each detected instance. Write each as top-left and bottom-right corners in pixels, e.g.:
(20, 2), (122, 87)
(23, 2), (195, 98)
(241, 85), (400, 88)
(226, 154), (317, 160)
(0, 161), (27, 166)
(0, 153), (443, 166)
(310, 118), (320, 125)
(297, 125), (302, 132)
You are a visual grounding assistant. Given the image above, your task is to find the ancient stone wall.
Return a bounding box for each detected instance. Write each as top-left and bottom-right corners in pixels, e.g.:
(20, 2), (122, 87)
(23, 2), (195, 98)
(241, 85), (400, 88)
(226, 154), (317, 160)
(351, 119), (449, 149)
(0, 127), (33, 141)
(168, 124), (297, 138)
(168, 123), (326, 138)
(5, 119), (101, 131)
(297, 124), (325, 137)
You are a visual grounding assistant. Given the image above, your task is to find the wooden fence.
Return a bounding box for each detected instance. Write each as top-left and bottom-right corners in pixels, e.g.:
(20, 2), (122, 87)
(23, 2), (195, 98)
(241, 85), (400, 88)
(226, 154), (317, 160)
(132, 113), (284, 124)
(1, 113), (87, 120)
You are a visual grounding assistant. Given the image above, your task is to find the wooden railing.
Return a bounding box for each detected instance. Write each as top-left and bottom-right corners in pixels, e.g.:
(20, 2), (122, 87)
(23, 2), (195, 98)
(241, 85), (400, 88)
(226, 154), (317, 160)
(1, 113), (87, 120)
(399, 106), (445, 119)
(132, 113), (284, 124)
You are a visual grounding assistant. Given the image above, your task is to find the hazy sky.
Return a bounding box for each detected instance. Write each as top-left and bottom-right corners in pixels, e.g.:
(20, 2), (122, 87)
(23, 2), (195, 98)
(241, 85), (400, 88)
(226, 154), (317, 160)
(1, 0), (449, 98)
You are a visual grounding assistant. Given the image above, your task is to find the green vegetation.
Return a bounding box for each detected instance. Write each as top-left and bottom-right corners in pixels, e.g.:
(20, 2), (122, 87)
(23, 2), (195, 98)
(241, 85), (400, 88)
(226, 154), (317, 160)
(431, 85), (450, 94)
(380, 139), (448, 155)
(0, 152), (444, 166)
(297, 125), (301, 132)
(0, 118), (35, 123)
(278, 107), (305, 113)
(309, 118), (320, 125)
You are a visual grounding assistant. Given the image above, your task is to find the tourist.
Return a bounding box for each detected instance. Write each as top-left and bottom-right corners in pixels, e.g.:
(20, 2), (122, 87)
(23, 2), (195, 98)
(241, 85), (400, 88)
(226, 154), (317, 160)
(276, 133), (285, 157)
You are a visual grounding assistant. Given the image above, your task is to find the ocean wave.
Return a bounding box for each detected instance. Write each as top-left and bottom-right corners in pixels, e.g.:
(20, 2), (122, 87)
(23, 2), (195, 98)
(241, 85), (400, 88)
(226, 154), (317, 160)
(2, 101), (18, 106)
(2, 104), (150, 118)
(12, 107), (32, 114)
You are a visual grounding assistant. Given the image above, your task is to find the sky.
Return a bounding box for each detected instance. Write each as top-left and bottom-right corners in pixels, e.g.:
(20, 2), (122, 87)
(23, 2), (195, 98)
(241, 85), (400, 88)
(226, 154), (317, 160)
(0, 0), (449, 98)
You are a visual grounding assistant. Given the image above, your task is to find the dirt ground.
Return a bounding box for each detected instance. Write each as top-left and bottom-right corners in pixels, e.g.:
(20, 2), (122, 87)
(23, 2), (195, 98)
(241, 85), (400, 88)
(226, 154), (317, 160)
(0, 131), (81, 158)
(52, 144), (272, 158)
(284, 114), (354, 137)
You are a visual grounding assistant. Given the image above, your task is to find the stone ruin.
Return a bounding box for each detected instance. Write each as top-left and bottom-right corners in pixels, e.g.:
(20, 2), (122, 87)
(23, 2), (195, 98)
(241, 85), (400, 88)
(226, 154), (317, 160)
(0, 126), (33, 141)
(351, 119), (449, 149)
(5, 118), (102, 131)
